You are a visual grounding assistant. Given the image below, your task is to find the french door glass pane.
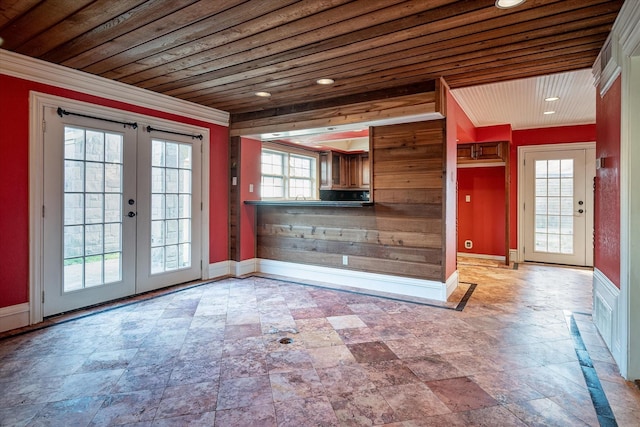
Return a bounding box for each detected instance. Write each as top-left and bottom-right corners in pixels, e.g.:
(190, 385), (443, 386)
(151, 139), (192, 274)
(534, 159), (574, 254)
(63, 126), (123, 291)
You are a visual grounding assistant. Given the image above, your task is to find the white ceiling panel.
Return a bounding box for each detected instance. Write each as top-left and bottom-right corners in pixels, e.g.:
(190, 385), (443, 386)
(450, 69), (596, 130)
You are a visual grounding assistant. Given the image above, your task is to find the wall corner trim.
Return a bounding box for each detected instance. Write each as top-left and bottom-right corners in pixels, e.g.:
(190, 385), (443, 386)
(0, 303), (30, 333)
(232, 259), (258, 277)
(209, 261), (232, 279)
(0, 49), (229, 127)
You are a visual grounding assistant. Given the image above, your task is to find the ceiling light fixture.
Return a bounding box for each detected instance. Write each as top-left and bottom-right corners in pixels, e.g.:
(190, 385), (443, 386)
(255, 91), (271, 97)
(544, 96), (560, 102)
(543, 111), (556, 115)
(495, 0), (526, 9)
(316, 78), (335, 85)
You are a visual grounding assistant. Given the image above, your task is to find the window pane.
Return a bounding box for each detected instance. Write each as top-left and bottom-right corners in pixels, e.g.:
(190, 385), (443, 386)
(65, 128), (85, 160)
(85, 131), (104, 162)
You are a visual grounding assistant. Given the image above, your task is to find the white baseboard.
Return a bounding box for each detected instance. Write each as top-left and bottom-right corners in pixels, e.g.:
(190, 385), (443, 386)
(233, 258), (258, 277)
(256, 259), (455, 302)
(208, 260), (232, 279)
(509, 249), (519, 263)
(0, 303), (30, 333)
(593, 268), (622, 364)
(457, 252), (506, 262)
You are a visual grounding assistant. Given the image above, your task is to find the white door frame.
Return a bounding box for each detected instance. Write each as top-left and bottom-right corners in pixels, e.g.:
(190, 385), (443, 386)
(29, 92), (210, 324)
(517, 142), (596, 265)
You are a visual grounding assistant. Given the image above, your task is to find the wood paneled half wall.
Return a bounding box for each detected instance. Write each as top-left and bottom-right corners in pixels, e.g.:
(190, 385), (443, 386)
(256, 119), (449, 284)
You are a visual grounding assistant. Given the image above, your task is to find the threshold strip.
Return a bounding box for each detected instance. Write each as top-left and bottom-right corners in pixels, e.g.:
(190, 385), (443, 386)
(564, 311), (617, 426)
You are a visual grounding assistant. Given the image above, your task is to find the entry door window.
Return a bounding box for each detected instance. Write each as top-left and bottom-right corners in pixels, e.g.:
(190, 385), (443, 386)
(151, 139), (193, 274)
(534, 158), (575, 254)
(63, 127), (124, 290)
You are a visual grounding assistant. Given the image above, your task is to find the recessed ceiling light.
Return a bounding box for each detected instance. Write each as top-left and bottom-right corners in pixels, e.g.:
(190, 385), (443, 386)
(495, 0), (526, 9)
(316, 78), (335, 85)
(543, 111), (556, 115)
(544, 96), (560, 102)
(255, 91), (271, 97)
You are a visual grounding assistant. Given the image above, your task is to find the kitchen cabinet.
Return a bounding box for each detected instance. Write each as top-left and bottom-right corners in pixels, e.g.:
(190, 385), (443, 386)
(457, 141), (506, 164)
(320, 151), (369, 189)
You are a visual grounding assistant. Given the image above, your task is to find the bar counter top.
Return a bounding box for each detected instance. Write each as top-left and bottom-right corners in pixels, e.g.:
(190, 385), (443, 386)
(244, 200), (373, 207)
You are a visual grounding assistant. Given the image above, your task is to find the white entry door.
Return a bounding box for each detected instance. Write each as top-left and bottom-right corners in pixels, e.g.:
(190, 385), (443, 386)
(42, 106), (202, 316)
(523, 147), (595, 266)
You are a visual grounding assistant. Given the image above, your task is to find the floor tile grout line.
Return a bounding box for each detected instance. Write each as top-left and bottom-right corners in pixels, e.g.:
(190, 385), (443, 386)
(564, 310), (618, 427)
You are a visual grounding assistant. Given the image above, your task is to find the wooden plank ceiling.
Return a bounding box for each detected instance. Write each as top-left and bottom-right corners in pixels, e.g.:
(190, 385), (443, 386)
(0, 0), (623, 119)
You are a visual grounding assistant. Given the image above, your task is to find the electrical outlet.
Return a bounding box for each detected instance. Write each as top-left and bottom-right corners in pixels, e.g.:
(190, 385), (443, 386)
(464, 240), (473, 249)
(465, 195), (471, 202)
(342, 255), (348, 265)
(249, 184), (254, 193)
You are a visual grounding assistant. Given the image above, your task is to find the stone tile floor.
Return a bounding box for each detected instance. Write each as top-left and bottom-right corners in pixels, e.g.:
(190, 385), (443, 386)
(1, 259), (639, 426)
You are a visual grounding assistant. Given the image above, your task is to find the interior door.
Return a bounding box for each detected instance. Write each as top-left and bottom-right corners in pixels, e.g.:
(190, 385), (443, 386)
(43, 106), (203, 316)
(523, 148), (595, 266)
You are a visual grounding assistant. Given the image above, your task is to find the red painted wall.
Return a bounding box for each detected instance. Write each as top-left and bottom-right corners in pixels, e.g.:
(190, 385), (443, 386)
(457, 167), (506, 256)
(594, 76), (621, 288)
(239, 137), (262, 261)
(0, 74), (229, 309)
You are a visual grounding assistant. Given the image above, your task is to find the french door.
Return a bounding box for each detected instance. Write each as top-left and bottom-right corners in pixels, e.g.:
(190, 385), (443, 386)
(523, 147), (595, 266)
(42, 106), (202, 316)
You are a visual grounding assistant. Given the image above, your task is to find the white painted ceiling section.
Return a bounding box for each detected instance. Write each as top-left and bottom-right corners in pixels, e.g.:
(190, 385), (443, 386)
(450, 69), (596, 130)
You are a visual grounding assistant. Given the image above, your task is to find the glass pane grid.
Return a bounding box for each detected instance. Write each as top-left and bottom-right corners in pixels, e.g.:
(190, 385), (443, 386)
(63, 127), (123, 292)
(151, 140), (192, 274)
(261, 149), (315, 200)
(533, 159), (574, 255)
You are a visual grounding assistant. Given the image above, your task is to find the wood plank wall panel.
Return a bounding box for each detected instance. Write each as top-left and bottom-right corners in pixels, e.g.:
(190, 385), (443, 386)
(256, 120), (447, 282)
(229, 136), (240, 260)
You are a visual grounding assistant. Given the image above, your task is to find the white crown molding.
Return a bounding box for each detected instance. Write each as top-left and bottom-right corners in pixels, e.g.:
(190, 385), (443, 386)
(0, 49), (229, 127)
(614, 0), (640, 57)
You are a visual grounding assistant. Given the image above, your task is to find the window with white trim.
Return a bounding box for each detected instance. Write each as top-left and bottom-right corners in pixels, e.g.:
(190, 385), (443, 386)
(261, 147), (317, 200)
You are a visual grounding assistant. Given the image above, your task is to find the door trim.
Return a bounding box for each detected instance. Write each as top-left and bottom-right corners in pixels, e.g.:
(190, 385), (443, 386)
(29, 92), (210, 324)
(517, 141), (595, 265)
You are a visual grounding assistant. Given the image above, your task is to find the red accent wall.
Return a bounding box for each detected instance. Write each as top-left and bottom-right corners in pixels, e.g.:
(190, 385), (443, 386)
(0, 74), (229, 309)
(239, 137), (262, 261)
(457, 167), (506, 256)
(595, 76), (621, 288)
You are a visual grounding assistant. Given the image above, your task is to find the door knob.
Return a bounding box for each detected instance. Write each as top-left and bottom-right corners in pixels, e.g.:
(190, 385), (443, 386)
(578, 209), (584, 214)
(578, 200), (584, 205)
(128, 211), (136, 217)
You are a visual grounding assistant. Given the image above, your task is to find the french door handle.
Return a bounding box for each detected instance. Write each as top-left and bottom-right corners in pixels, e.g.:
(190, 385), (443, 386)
(577, 209), (584, 214)
(128, 211), (137, 218)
